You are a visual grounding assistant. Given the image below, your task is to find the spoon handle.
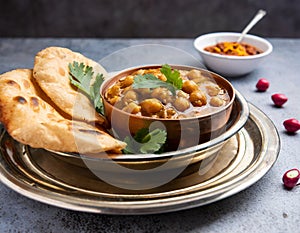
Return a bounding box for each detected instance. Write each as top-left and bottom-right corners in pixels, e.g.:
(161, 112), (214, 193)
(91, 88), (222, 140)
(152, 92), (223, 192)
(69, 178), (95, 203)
(237, 9), (266, 43)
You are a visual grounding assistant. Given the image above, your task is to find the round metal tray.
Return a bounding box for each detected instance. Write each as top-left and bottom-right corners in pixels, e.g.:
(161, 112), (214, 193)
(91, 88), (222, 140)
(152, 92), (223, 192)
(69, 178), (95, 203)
(0, 103), (280, 214)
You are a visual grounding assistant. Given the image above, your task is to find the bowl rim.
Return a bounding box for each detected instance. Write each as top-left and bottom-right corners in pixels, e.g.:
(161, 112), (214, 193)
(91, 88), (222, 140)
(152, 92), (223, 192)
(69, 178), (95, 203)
(100, 64), (236, 121)
(193, 32), (273, 60)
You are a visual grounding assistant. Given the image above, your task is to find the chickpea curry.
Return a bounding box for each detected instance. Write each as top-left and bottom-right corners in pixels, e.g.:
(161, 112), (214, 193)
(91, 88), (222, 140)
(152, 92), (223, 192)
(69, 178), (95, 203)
(204, 42), (262, 56)
(104, 66), (230, 119)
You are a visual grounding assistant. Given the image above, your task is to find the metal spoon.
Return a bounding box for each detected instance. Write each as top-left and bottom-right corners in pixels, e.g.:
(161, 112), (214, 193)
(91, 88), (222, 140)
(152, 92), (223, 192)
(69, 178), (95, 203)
(237, 9), (266, 43)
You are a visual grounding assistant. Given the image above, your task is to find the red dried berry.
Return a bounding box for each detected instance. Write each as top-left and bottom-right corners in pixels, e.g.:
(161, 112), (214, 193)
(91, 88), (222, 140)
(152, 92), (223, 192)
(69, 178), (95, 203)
(271, 93), (288, 107)
(282, 168), (300, 189)
(256, 78), (270, 91)
(283, 118), (300, 133)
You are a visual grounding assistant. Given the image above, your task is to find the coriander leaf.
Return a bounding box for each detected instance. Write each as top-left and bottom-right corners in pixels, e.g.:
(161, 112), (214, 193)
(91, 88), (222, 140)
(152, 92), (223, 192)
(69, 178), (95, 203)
(160, 64), (183, 90)
(122, 137), (138, 154)
(139, 128), (167, 154)
(132, 74), (176, 95)
(133, 128), (150, 143)
(132, 65), (183, 96)
(91, 73), (105, 114)
(123, 128), (167, 154)
(68, 61), (104, 114)
(68, 61), (93, 96)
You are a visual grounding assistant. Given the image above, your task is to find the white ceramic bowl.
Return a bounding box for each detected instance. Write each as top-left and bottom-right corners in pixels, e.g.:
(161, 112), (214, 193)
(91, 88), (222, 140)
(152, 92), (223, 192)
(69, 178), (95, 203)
(194, 32), (273, 77)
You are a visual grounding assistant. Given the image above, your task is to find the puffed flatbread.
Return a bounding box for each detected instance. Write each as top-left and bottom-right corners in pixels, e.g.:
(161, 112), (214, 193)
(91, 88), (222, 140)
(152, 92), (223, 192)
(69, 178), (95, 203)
(0, 69), (126, 153)
(33, 46), (106, 124)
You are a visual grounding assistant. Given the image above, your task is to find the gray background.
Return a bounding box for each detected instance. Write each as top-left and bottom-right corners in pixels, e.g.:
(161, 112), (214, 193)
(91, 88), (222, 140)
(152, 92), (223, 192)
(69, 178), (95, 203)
(0, 0), (299, 38)
(1, 37), (300, 233)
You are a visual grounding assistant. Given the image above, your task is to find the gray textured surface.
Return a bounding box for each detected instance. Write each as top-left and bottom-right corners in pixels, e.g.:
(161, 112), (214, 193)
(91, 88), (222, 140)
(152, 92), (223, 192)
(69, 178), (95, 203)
(0, 0), (300, 38)
(0, 38), (300, 232)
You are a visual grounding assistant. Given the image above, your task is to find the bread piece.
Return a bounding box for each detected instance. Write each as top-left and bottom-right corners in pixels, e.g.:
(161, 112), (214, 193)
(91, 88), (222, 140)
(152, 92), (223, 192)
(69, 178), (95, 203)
(0, 69), (126, 153)
(33, 46), (106, 124)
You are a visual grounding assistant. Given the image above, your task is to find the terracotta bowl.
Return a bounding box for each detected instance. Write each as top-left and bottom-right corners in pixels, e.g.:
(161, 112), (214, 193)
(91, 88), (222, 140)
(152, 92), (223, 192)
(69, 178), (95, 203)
(100, 65), (235, 151)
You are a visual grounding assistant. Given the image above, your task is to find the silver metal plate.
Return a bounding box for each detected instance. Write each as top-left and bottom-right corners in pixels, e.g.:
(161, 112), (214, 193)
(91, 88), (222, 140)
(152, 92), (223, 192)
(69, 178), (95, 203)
(0, 104), (280, 215)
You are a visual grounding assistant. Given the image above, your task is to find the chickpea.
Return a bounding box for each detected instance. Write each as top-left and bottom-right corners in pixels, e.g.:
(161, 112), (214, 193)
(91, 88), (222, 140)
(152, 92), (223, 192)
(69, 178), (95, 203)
(156, 109), (166, 118)
(156, 108), (176, 119)
(122, 102), (141, 114)
(119, 75), (134, 88)
(123, 90), (137, 104)
(136, 88), (151, 97)
(206, 85), (221, 96)
(177, 90), (189, 99)
(151, 87), (172, 104)
(209, 96), (224, 107)
(109, 96), (121, 105)
(187, 69), (202, 80)
(166, 108), (176, 118)
(140, 98), (163, 116)
(134, 69), (145, 75)
(177, 114), (187, 119)
(106, 85), (120, 99)
(173, 97), (190, 112)
(182, 80), (199, 94)
(191, 76), (208, 84)
(189, 90), (207, 107)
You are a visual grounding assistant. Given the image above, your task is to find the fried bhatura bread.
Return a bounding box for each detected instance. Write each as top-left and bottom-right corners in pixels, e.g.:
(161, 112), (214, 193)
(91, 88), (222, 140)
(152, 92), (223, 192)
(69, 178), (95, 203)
(0, 69), (126, 153)
(33, 46), (106, 124)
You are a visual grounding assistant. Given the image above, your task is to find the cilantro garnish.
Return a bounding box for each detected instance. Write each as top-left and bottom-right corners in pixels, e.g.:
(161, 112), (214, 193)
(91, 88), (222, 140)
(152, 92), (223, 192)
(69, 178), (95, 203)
(160, 64), (183, 90)
(123, 128), (167, 154)
(133, 73), (177, 95)
(68, 61), (105, 114)
(132, 64), (182, 95)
